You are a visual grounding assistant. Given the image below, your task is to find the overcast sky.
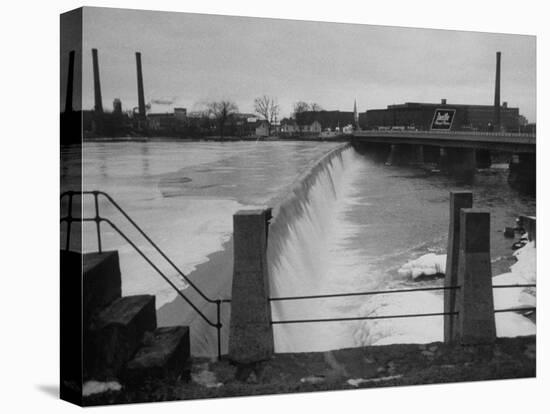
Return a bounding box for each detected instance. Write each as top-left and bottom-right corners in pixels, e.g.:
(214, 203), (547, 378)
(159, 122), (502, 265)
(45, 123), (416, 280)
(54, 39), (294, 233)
(73, 7), (536, 121)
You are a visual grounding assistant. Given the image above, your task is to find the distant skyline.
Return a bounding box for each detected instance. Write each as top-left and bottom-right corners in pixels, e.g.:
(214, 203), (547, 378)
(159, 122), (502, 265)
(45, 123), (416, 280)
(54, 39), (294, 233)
(65, 7), (536, 122)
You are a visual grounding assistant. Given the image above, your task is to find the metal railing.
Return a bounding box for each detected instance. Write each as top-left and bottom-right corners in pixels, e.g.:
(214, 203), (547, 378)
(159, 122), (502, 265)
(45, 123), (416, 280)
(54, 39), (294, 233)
(60, 190), (230, 359)
(492, 283), (537, 314)
(269, 283), (536, 325)
(354, 130), (536, 138)
(269, 285), (459, 325)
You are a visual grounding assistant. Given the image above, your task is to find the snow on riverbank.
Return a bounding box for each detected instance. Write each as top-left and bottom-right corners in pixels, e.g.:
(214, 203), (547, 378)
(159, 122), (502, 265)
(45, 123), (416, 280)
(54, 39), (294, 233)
(372, 242), (537, 344)
(493, 241), (536, 336)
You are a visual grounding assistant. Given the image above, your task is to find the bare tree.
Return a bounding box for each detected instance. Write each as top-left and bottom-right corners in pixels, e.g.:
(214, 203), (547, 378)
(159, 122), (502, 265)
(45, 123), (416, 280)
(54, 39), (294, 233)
(206, 100), (238, 139)
(293, 101), (311, 134)
(292, 101), (310, 117)
(310, 102), (323, 112)
(254, 95), (280, 136)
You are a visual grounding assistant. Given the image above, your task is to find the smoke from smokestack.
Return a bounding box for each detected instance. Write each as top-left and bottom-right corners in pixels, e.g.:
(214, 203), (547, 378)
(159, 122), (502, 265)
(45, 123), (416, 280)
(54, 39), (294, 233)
(92, 48), (103, 113)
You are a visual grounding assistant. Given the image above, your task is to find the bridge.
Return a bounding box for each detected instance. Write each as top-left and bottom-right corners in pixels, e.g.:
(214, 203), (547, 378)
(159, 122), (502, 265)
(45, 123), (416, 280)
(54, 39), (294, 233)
(347, 130), (536, 194)
(351, 130), (536, 153)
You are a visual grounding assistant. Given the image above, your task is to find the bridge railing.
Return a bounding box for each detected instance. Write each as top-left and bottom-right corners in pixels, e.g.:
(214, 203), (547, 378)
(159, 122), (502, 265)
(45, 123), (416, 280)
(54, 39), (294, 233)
(353, 129), (535, 138)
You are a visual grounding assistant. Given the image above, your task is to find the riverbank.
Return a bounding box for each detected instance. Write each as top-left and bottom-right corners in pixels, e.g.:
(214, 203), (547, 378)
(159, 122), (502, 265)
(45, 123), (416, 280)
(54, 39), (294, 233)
(82, 335), (535, 406)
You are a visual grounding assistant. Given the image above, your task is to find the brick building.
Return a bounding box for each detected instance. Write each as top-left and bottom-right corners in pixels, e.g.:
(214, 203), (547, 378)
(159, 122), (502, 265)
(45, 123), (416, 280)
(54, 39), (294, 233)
(362, 99), (524, 132)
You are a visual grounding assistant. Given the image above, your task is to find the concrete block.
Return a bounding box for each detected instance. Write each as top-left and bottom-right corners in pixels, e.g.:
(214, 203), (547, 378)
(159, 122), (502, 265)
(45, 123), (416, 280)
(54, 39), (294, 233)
(83, 251), (122, 326)
(124, 326), (190, 382)
(444, 192), (472, 343)
(86, 295), (156, 378)
(229, 209), (274, 363)
(456, 209), (496, 344)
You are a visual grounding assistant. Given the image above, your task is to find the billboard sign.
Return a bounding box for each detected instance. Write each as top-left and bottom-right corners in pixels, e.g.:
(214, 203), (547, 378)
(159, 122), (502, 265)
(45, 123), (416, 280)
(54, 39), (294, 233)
(431, 108), (456, 130)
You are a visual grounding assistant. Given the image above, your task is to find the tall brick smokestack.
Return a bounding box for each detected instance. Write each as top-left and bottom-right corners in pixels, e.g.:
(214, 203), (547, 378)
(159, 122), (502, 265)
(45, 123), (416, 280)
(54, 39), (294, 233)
(136, 52), (146, 118)
(92, 48), (103, 113)
(494, 51), (501, 130)
(64, 50), (75, 113)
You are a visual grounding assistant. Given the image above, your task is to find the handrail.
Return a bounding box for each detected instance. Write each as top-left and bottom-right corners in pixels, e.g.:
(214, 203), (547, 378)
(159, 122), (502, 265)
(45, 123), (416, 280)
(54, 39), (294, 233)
(271, 311), (458, 325)
(60, 190), (227, 359)
(494, 307), (536, 313)
(269, 284), (537, 325)
(492, 284), (536, 288)
(94, 191), (217, 304)
(269, 285), (459, 302)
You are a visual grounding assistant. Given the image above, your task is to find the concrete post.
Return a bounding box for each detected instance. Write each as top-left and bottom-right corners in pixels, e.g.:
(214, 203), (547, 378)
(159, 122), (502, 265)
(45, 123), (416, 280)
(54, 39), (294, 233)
(228, 209), (274, 363)
(444, 191), (473, 343)
(456, 209), (496, 344)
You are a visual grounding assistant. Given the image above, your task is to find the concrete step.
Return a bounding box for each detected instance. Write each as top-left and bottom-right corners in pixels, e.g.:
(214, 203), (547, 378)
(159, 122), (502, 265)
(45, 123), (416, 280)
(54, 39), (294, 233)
(83, 251), (122, 326)
(123, 326), (190, 383)
(86, 295), (157, 378)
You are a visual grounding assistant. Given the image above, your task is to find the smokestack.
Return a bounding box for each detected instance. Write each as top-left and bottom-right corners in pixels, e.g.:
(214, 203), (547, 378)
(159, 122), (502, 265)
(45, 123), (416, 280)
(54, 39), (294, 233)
(92, 48), (103, 113)
(64, 50), (75, 113)
(494, 51), (501, 130)
(136, 52), (146, 118)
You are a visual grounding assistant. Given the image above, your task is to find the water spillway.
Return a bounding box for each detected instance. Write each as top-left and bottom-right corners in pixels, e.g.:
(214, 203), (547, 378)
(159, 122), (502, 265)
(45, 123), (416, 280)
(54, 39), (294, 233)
(267, 144), (375, 352)
(266, 143), (536, 353)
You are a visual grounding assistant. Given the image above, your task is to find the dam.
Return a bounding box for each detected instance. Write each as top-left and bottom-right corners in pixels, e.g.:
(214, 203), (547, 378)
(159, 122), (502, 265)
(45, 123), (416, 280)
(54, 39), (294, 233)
(61, 140), (536, 357)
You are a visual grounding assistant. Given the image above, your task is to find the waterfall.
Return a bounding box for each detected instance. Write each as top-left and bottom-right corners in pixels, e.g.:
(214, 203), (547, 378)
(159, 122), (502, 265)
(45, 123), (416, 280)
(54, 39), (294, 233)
(267, 144), (366, 352)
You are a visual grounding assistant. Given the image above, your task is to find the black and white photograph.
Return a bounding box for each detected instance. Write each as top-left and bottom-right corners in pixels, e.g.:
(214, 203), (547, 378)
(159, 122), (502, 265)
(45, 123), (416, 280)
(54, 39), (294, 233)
(58, 4), (540, 407)
(3, 1), (548, 412)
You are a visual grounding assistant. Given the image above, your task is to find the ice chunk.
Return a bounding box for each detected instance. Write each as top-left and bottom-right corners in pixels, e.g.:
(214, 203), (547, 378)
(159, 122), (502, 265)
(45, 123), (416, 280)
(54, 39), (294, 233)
(397, 253), (446, 279)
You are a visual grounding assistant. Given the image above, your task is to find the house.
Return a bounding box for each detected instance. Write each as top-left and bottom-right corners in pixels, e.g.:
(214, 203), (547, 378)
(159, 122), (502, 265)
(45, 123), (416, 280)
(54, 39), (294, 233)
(280, 118), (299, 135)
(302, 120), (322, 134)
(255, 120), (270, 137)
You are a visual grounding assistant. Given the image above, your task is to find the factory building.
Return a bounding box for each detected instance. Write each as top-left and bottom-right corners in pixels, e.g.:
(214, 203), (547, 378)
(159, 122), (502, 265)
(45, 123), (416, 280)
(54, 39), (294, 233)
(362, 52), (529, 133)
(362, 99), (524, 132)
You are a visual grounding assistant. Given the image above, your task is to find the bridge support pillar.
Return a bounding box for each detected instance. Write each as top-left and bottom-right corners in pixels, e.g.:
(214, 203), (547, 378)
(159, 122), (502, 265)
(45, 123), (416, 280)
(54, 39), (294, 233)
(386, 144), (397, 165)
(455, 209), (496, 344)
(476, 149), (492, 169)
(228, 209), (274, 363)
(386, 144), (417, 166)
(446, 148), (476, 179)
(508, 153), (536, 195)
(423, 146), (440, 164)
(444, 191), (473, 344)
(437, 147), (449, 172)
(414, 145), (424, 165)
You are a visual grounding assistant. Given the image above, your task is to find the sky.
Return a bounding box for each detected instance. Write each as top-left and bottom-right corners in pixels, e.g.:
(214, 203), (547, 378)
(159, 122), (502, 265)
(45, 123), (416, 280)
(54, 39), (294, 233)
(67, 7), (536, 122)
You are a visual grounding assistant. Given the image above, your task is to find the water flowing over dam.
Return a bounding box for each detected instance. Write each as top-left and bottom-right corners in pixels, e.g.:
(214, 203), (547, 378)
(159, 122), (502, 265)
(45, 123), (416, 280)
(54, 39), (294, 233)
(267, 144), (535, 353)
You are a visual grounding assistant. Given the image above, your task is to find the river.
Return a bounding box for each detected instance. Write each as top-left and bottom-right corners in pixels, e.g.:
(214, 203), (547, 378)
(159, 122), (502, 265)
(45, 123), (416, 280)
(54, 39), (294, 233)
(61, 140), (536, 356)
